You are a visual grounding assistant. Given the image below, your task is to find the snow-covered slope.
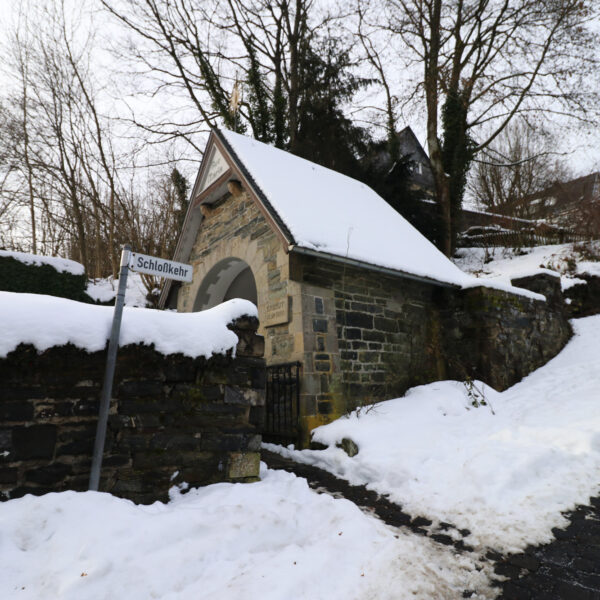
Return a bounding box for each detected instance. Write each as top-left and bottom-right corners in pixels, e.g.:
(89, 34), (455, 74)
(267, 315), (600, 553)
(455, 243), (600, 291)
(0, 292), (257, 358)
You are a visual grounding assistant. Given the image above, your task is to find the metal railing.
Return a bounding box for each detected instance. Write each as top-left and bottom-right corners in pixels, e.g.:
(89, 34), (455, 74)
(459, 229), (590, 249)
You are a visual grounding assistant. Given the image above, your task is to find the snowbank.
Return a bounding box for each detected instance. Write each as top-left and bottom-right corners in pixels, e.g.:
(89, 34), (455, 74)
(454, 244), (600, 291)
(270, 315), (600, 553)
(0, 292), (257, 358)
(0, 250), (84, 275)
(0, 467), (491, 600)
(85, 271), (150, 307)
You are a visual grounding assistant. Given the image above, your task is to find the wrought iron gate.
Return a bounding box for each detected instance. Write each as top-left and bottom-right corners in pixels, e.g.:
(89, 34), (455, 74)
(263, 361), (301, 445)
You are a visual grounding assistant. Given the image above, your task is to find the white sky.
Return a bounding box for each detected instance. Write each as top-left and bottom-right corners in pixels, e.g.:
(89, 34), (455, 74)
(0, 0), (598, 178)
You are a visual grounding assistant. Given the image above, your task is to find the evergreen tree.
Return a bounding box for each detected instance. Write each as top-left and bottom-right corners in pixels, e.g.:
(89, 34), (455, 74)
(441, 91), (475, 253)
(291, 37), (370, 178)
(170, 168), (189, 231)
(359, 139), (442, 245)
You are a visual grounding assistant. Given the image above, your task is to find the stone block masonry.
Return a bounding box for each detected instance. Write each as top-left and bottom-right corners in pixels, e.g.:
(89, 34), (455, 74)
(291, 256), (572, 443)
(440, 274), (571, 390)
(178, 188), (305, 373)
(292, 253), (442, 437)
(563, 273), (600, 318)
(0, 317), (265, 504)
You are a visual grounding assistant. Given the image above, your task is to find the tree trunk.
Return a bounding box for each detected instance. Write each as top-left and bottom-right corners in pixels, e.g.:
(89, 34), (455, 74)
(22, 87), (37, 254)
(423, 0), (453, 256)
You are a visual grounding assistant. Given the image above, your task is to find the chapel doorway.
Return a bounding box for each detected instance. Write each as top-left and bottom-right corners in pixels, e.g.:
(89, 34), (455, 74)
(193, 258), (257, 311)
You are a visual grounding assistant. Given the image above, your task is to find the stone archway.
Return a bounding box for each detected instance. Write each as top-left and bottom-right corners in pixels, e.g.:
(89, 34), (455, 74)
(193, 257), (258, 311)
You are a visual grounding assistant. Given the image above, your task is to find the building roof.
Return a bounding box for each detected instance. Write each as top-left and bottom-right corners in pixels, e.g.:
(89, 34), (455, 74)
(218, 128), (470, 288)
(396, 126), (435, 191)
(159, 129), (544, 308)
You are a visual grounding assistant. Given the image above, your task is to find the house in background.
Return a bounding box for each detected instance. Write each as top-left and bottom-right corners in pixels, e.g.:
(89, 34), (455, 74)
(495, 172), (600, 235)
(396, 126), (435, 197)
(159, 128), (570, 445)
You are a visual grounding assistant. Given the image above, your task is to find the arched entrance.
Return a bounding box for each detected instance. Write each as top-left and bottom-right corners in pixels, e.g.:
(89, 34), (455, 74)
(193, 257), (257, 311)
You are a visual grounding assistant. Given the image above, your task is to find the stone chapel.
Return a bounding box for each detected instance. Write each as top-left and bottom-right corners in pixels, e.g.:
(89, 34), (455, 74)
(159, 128), (570, 445)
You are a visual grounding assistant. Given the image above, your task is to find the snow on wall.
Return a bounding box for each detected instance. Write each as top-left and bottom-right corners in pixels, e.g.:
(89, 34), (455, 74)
(0, 292), (258, 358)
(0, 250), (85, 276)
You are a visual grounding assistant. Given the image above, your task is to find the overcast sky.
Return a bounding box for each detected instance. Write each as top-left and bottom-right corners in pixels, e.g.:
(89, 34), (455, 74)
(1, 0), (599, 178)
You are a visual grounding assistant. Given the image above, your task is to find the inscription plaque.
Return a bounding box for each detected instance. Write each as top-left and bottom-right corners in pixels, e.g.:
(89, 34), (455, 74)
(263, 297), (289, 327)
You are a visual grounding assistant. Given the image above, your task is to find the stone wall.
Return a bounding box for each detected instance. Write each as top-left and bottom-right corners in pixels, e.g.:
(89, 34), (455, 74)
(290, 253), (442, 437)
(563, 274), (600, 318)
(290, 257), (571, 440)
(0, 318), (265, 504)
(440, 274), (571, 390)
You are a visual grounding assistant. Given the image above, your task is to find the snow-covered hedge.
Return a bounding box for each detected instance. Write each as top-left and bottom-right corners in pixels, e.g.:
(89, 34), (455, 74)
(0, 250), (85, 275)
(0, 251), (89, 302)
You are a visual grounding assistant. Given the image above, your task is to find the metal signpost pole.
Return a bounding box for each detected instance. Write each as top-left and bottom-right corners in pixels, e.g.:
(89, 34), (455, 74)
(88, 247), (191, 491)
(89, 244), (131, 491)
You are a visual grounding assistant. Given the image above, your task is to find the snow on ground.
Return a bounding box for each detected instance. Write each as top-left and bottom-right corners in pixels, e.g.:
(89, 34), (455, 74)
(0, 466), (493, 600)
(455, 242), (600, 290)
(267, 315), (600, 554)
(85, 271), (150, 307)
(0, 292), (257, 358)
(0, 249), (85, 275)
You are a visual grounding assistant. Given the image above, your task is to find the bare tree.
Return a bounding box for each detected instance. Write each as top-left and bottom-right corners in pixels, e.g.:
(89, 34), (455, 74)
(0, 1), (139, 277)
(0, 0), (199, 305)
(1, 11), (40, 254)
(368, 0), (600, 255)
(0, 102), (23, 246)
(468, 122), (572, 216)
(100, 0), (368, 163)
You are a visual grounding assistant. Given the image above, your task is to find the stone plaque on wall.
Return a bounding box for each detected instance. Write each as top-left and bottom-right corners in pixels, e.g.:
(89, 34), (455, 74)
(264, 297), (289, 327)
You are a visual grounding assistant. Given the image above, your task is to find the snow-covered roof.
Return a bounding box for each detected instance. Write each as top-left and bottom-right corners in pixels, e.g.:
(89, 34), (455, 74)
(218, 129), (470, 288)
(0, 292), (257, 358)
(160, 129), (547, 305)
(0, 250), (85, 275)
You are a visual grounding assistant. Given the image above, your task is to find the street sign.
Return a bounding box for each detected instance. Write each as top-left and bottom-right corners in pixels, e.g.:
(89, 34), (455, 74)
(89, 247), (193, 492)
(129, 252), (193, 282)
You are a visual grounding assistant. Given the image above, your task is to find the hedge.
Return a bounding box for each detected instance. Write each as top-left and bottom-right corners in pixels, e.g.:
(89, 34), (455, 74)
(0, 256), (93, 302)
